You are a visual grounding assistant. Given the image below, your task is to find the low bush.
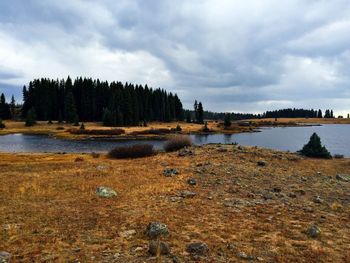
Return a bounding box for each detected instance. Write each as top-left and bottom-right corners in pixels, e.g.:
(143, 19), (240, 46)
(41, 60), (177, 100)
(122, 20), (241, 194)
(0, 119), (5, 129)
(130, 128), (171, 135)
(164, 136), (192, 152)
(299, 133), (332, 159)
(108, 144), (154, 159)
(202, 121), (210, 132)
(69, 128), (125, 135)
(334, 154), (344, 159)
(56, 126), (65, 130)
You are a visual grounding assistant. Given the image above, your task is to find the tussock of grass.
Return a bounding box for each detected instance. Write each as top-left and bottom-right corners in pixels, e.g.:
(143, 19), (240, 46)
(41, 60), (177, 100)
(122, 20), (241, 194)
(69, 128), (125, 135)
(108, 144), (154, 159)
(130, 128), (171, 135)
(164, 136), (192, 152)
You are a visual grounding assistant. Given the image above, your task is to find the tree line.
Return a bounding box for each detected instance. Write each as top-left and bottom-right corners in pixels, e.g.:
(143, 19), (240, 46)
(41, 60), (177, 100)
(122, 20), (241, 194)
(21, 76), (184, 126)
(0, 93), (16, 120)
(262, 108), (336, 119)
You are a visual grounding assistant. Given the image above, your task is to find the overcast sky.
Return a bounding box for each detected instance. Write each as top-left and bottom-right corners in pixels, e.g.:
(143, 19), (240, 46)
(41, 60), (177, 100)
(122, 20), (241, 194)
(0, 0), (350, 114)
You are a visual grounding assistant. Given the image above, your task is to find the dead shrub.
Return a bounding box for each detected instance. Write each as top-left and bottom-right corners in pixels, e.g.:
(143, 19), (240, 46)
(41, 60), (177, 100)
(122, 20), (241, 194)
(108, 144), (155, 159)
(164, 136), (192, 152)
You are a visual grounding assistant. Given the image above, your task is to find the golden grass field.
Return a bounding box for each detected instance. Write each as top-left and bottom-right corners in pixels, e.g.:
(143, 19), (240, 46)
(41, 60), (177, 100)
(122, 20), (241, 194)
(1, 145), (349, 262)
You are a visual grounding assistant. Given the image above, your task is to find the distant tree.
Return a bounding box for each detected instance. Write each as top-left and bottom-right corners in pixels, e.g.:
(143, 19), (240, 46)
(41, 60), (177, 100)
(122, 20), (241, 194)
(299, 133), (331, 159)
(64, 91), (79, 124)
(186, 112), (191, 123)
(10, 95), (16, 119)
(348, 113), (350, 119)
(330, 110), (334, 118)
(80, 123), (85, 130)
(0, 93), (11, 119)
(102, 108), (115, 127)
(317, 109), (323, 118)
(25, 108), (37, 127)
(224, 113), (231, 128)
(196, 102), (204, 124)
(0, 119), (5, 129)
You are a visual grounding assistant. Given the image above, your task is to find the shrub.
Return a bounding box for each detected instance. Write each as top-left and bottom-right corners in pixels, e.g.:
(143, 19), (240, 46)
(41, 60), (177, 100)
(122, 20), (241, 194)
(56, 126), (65, 130)
(0, 119), (5, 129)
(299, 133), (332, 159)
(108, 144), (154, 159)
(224, 114), (231, 128)
(334, 154), (344, 159)
(69, 128), (125, 135)
(130, 128), (171, 135)
(202, 121), (210, 132)
(80, 123), (85, 130)
(164, 136), (192, 152)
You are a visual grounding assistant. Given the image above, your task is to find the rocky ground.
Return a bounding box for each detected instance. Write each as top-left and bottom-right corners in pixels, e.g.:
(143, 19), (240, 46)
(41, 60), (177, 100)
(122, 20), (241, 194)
(0, 145), (349, 262)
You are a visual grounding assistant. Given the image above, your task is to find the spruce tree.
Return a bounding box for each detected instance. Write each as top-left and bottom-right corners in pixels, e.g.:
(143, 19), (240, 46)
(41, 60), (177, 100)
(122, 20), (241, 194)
(0, 119), (5, 129)
(10, 95), (16, 119)
(299, 133), (331, 159)
(197, 102), (204, 124)
(64, 91), (79, 123)
(224, 113), (231, 128)
(317, 109), (322, 118)
(25, 108), (37, 127)
(186, 112), (191, 123)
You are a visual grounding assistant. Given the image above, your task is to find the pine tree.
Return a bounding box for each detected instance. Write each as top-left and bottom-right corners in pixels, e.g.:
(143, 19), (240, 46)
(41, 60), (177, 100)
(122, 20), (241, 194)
(25, 108), (37, 127)
(317, 109), (322, 118)
(102, 108), (115, 127)
(64, 91), (79, 123)
(186, 112), (191, 123)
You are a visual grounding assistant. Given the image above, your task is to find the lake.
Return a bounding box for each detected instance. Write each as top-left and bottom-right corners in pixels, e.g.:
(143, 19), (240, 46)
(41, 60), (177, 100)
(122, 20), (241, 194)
(0, 124), (349, 156)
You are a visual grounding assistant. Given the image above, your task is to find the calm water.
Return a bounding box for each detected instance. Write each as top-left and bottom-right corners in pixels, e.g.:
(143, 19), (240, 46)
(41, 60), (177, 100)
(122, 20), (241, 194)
(0, 124), (349, 156)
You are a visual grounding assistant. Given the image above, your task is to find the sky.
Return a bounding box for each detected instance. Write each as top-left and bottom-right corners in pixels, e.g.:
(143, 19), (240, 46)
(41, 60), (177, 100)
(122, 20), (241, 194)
(0, 0), (350, 115)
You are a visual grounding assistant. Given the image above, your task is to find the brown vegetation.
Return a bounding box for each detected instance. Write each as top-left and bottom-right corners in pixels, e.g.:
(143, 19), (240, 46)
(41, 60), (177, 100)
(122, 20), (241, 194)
(69, 128), (125, 135)
(1, 145), (349, 262)
(108, 144), (154, 159)
(163, 136), (192, 152)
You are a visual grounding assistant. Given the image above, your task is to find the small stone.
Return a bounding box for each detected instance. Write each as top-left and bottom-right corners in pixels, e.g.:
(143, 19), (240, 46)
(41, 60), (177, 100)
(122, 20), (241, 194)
(146, 222), (169, 239)
(96, 186), (117, 198)
(186, 242), (209, 256)
(148, 240), (171, 255)
(237, 251), (255, 260)
(0, 251), (11, 263)
(119, 229), (136, 239)
(257, 160), (267, 167)
(227, 243), (236, 250)
(163, 168), (179, 177)
(306, 225), (321, 238)
(187, 178), (197, 186)
(272, 187), (282, 193)
(180, 190), (196, 198)
(96, 165), (108, 170)
(336, 174), (350, 182)
(178, 148), (194, 157)
(314, 196), (322, 204)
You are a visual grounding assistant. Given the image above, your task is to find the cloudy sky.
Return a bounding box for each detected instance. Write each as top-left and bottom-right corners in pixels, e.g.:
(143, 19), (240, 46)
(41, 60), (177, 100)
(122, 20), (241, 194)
(0, 0), (350, 114)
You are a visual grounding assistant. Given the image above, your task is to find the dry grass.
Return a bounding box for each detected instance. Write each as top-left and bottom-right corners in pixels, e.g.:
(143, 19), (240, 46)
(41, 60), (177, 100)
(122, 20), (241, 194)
(0, 146), (349, 262)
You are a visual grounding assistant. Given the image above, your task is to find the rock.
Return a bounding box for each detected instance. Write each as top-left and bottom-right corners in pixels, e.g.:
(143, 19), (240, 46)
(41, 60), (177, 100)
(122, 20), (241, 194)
(336, 174), (350, 182)
(148, 240), (171, 255)
(180, 190), (196, 198)
(257, 160), (267, 167)
(0, 251), (11, 263)
(306, 225), (321, 238)
(119, 229), (136, 239)
(187, 178), (197, 186)
(272, 187), (282, 193)
(227, 243), (236, 250)
(186, 242), (209, 256)
(288, 193), (297, 198)
(163, 168), (179, 177)
(96, 186), (117, 198)
(314, 195), (322, 204)
(178, 148), (194, 157)
(146, 222), (169, 239)
(96, 165), (108, 170)
(237, 251), (256, 260)
(170, 196), (183, 202)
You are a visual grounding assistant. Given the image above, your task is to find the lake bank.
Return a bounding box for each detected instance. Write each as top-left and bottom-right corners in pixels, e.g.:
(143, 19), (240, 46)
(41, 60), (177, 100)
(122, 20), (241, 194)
(1, 144), (349, 262)
(1, 124), (350, 157)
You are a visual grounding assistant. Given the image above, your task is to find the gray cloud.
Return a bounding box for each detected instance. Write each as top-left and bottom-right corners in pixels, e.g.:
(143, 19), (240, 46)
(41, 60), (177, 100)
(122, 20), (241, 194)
(0, 0), (350, 114)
